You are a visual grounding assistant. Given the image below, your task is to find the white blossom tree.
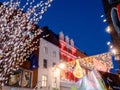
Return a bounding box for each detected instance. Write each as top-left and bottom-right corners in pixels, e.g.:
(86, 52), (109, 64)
(0, 0), (53, 86)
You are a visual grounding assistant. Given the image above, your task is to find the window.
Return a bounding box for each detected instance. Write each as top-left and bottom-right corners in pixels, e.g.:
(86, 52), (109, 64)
(52, 51), (56, 57)
(43, 59), (47, 68)
(7, 68), (33, 88)
(44, 47), (48, 54)
(42, 75), (47, 87)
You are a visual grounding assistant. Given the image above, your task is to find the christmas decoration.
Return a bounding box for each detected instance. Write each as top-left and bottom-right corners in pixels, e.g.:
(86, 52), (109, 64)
(73, 60), (86, 78)
(0, 0), (53, 86)
(67, 52), (113, 72)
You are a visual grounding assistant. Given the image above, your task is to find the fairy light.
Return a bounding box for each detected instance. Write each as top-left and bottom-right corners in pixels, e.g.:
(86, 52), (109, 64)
(106, 26), (112, 33)
(0, 0), (53, 87)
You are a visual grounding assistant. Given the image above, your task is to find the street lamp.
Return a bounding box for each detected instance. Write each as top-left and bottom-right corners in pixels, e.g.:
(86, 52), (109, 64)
(58, 63), (66, 70)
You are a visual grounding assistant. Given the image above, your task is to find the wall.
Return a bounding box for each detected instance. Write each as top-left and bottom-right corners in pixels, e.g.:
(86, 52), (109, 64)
(38, 38), (60, 90)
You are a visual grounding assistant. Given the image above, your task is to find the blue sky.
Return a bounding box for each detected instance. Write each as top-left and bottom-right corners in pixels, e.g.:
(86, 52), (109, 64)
(1, 0), (119, 72)
(0, 0), (110, 55)
(39, 0), (111, 56)
(39, 0), (119, 72)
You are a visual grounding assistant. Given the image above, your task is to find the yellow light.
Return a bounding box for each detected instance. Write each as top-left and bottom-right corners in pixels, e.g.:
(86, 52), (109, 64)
(111, 48), (117, 55)
(106, 26), (111, 33)
(54, 68), (60, 77)
(58, 63), (66, 69)
(110, 45), (113, 49)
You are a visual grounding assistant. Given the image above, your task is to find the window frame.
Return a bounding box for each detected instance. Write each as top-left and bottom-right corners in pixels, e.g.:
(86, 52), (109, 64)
(41, 75), (47, 87)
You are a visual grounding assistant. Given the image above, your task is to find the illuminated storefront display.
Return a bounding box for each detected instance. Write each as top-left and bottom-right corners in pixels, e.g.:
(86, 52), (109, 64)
(7, 68), (33, 88)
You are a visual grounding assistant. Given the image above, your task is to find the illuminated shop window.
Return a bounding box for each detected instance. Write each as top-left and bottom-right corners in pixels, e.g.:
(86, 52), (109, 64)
(7, 69), (33, 88)
(42, 75), (47, 87)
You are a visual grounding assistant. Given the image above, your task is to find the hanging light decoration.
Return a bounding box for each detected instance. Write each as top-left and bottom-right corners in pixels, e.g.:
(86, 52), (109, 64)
(0, 0), (53, 86)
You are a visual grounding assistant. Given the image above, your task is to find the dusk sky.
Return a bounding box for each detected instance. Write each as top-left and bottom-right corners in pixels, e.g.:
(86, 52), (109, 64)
(39, 0), (111, 56)
(1, 0), (118, 72)
(39, 0), (119, 72)
(0, 0), (110, 55)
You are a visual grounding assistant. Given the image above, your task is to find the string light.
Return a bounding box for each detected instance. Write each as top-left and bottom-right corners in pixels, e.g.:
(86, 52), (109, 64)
(0, 0), (53, 87)
(106, 26), (112, 33)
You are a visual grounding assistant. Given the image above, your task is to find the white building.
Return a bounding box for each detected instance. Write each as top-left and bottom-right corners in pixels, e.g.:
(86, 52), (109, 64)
(37, 38), (60, 90)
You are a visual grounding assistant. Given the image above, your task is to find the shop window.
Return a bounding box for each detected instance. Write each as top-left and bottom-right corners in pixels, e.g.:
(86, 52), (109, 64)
(42, 75), (47, 87)
(7, 68), (33, 88)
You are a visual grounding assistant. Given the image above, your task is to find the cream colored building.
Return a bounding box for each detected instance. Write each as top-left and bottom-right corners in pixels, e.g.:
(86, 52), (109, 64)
(37, 38), (60, 90)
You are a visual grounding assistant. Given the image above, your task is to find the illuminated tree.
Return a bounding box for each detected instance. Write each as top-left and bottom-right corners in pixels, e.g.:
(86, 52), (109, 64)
(0, 0), (53, 86)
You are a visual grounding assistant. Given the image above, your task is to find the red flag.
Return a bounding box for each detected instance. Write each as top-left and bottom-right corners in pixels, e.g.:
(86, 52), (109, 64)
(117, 4), (120, 21)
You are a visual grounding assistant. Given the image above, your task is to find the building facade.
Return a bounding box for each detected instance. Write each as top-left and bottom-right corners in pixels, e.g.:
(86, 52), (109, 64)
(2, 27), (87, 90)
(38, 38), (60, 90)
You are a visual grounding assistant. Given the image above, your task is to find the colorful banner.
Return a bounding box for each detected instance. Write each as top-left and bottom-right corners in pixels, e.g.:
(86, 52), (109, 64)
(64, 52), (113, 79)
(76, 52), (112, 72)
(93, 58), (108, 72)
(95, 52), (113, 69)
(79, 57), (94, 70)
